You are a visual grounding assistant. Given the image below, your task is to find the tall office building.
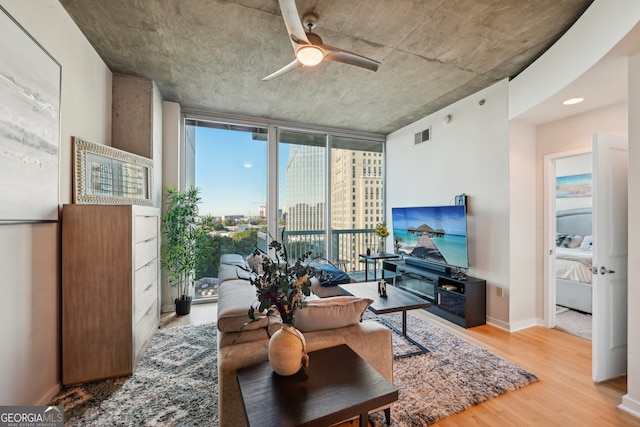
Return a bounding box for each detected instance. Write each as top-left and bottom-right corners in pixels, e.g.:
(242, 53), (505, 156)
(284, 144), (325, 231)
(283, 143), (383, 266)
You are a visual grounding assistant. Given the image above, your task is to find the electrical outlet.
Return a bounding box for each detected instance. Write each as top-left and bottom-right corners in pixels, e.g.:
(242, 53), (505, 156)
(496, 287), (503, 297)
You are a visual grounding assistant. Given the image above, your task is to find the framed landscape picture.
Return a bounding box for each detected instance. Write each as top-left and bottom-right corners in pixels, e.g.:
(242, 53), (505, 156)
(556, 173), (592, 198)
(0, 6), (61, 222)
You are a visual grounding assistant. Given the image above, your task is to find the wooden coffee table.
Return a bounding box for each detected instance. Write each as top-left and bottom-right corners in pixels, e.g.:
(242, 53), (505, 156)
(237, 344), (398, 427)
(339, 281), (432, 359)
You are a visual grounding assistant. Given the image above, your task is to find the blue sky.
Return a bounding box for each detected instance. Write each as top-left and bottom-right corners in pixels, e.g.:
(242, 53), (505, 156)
(195, 127), (289, 217)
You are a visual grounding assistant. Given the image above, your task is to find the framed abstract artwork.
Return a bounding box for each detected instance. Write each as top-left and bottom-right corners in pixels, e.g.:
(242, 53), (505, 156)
(0, 6), (61, 222)
(73, 137), (154, 206)
(556, 173), (592, 198)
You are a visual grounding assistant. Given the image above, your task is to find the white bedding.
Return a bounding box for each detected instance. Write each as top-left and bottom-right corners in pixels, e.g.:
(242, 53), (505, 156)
(556, 247), (592, 284)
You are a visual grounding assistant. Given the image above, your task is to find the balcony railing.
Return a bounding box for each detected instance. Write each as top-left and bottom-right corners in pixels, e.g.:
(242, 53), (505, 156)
(258, 229), (381, 273)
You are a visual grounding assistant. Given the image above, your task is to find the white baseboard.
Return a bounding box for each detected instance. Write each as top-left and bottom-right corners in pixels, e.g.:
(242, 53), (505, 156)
(486, 316), (510, 331)
(508, 317), (538, 332)
(36, 382), (61, 406)
(620, 394), (640, 420)
(486, 316), (539, 332)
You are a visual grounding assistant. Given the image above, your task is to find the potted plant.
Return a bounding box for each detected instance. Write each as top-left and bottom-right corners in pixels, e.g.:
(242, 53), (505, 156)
(161, 186), (207, 315)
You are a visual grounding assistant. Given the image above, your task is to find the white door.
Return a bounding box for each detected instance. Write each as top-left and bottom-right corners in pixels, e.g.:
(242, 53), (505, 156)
(592, 133), (628, 382)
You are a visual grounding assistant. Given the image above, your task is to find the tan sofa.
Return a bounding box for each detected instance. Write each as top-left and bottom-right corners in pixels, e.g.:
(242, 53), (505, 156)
(216, 254), (394, 427)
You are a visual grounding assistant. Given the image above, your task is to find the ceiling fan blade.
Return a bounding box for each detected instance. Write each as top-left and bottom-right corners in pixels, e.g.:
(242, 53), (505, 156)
(262, 58), (303, 81)
(278, 0), (309, 50)
(323, 45), (380, 72)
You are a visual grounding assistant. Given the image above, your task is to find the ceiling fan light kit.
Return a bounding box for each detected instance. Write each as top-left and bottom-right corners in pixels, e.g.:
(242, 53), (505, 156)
(262, 0), (380, 81)
(296, 45), (323, 66)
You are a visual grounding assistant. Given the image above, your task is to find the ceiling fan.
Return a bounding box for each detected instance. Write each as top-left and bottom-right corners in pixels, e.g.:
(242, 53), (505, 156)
(262, 0), (380, 81)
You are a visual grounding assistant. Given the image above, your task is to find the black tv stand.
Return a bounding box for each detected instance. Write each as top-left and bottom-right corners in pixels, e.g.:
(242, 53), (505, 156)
(384, 259), (486, 328)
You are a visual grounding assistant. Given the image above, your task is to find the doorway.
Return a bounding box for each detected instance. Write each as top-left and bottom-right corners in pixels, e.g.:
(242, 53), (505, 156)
(545, 150), (593, 339)
(544, 134), (629, 382)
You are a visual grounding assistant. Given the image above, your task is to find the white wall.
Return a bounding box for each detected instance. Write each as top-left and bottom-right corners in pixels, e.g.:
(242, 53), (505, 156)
(0, 0), (111, 405)
(508, 120), (538, 330)
(622, 51), (640, 419)
(386, 80), (511, 326)
(161, 101), (183, 312)
(510, 0), (640, 119)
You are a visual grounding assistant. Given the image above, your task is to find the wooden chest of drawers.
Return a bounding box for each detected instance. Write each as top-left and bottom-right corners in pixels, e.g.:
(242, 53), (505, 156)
(62, 204), (160, 385)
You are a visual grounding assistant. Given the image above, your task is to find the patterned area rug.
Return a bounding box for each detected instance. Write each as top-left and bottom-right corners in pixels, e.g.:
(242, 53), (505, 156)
(50, 315), (536, 426)
(365, 312), (538, 426)
(49, 324), (218, 426)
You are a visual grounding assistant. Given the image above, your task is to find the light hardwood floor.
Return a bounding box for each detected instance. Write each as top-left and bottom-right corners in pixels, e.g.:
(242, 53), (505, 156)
(166, 303), (640, 426)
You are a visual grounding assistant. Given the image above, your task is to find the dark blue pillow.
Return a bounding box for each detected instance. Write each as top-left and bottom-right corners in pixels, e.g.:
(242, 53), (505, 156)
(309, 262), (351, 287)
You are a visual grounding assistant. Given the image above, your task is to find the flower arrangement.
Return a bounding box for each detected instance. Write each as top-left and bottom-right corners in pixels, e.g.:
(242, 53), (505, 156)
(376, 222), (390, 238)
(247, 238), (328, 326)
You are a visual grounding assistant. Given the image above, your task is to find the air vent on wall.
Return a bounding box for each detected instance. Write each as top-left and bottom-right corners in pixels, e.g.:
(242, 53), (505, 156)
(414, 127), (431, 144)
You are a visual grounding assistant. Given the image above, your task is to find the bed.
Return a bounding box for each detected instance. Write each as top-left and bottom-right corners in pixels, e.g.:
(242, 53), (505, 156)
(555, 208), (593, 314)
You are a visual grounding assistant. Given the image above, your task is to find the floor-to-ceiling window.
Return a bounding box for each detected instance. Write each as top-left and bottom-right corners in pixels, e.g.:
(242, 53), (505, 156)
(189, 119), (267, 301)
(186, 113), (385, 298)
(277, 129), (327, 261)
(330, 136), (384, 272)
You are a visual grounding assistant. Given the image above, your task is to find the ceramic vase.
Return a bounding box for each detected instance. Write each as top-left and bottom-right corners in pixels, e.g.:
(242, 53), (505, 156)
(378, 237), (385, 254)
(268, 323), (308, 376)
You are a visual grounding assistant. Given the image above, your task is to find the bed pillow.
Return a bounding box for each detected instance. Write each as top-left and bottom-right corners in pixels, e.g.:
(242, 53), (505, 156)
(580, 235), (593, 251)
(560, 234), (583, 248)
(567, 235), (584, 248)
(294, 296), (372, 332)
(556, 233), (569, 246)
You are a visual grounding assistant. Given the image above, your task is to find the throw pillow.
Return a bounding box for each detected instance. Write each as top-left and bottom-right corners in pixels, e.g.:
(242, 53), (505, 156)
(308, 262), (352, 287)
(220, 253), (248, 269)
(295, 296), (373, 332)
(246, 251), (267, 275)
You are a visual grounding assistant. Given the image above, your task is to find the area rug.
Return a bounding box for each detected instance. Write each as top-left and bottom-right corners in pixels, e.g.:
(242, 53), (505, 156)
(50, 315), (537, 426)
(49, 323), (218, 426)
(365, 312), (539, 426)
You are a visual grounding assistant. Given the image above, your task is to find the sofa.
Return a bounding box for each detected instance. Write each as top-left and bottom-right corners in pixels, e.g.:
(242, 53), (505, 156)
(216, 254), (394, 427)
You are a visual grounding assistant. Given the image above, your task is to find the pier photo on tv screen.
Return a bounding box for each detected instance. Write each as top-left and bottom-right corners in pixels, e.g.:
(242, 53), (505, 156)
(392, 205), (469, 269)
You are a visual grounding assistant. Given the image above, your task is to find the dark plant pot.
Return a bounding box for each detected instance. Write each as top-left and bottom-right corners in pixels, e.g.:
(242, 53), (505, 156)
(175, 296), (192, 316)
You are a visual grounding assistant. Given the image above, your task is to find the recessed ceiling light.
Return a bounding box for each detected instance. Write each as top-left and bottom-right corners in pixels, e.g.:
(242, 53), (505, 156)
(563, 97), (584, 105)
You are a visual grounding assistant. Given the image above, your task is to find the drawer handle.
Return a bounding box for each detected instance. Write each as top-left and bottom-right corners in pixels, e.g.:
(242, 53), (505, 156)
(143, 259), (155, 268)
(145, 306), (153, 316)
(144, 283), (154, 292)
(143, 237), (156, 243)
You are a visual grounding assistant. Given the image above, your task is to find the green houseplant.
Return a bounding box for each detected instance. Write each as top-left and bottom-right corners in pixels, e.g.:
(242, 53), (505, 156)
(161, 186), (207, 315)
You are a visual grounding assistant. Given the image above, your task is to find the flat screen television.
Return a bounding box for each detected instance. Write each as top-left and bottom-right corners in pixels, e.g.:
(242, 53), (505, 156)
(391, 205), (469, 270)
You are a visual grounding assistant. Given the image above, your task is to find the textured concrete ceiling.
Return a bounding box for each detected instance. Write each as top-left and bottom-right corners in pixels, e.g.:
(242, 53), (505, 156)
(59, 0), (593, 135)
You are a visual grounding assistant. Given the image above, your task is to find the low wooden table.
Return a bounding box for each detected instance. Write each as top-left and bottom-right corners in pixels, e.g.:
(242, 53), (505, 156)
(237, 344), (398, 427)
(339, 281), (432, 359)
